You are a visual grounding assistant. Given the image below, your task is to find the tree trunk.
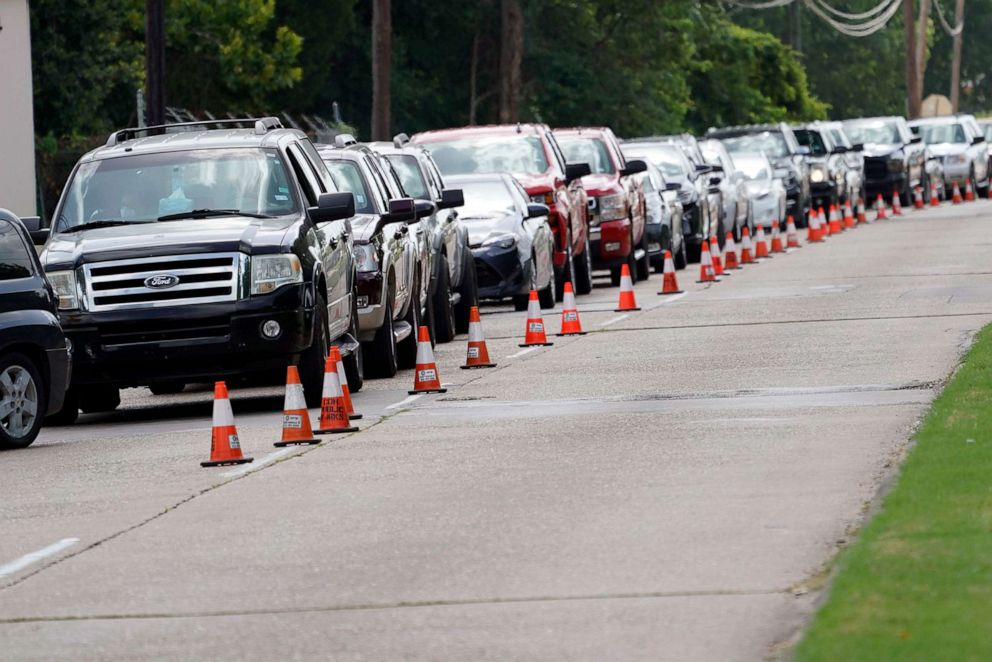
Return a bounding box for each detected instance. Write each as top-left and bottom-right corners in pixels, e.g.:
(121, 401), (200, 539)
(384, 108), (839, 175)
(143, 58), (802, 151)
(498, 0), (523, 123)
(145, 0), (166, 128)
(371, 0), (391, 141)
(915, 0), (930, 94)
(950, 0), (966, 111)
(903, 0), (922, 119)
(469, 32), (479, 125)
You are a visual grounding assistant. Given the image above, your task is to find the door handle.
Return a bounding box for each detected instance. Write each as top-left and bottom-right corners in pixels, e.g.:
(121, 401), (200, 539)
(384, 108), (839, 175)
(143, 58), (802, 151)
(329, 237), (339, 249)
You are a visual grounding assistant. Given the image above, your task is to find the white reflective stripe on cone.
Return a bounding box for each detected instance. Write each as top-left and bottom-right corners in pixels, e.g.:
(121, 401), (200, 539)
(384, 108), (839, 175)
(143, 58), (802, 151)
(213, 394), (236, 427)
(620, 274), (634, 290)
(322, 366), (343, 398)
(415, 339), (435, 365)
(562, 290), (577, 310)
(526, 297), (541, 319)
(664, 255), (676, 271)
(468, 321), (484, 343)
(284, 381), (308, 411)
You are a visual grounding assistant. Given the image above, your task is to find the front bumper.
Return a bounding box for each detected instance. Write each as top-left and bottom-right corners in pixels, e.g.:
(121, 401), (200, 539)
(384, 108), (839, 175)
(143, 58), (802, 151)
(355, 270), (386, 338)
(472, 245), (528, 299)
(942, 160), (969, 184)
(589, 218), (633, 269)
(59, 283), (313, 388)
(864, 160), (907, 197)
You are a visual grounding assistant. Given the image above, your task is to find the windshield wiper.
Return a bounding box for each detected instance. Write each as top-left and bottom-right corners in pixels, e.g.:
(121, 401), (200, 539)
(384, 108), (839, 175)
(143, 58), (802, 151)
(157, 209), (273, 222)
(59, 220), (147, 234)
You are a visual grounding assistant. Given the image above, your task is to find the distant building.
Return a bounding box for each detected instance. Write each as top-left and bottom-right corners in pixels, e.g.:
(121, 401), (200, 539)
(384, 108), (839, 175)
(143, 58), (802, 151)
(0, 1), (37, 217)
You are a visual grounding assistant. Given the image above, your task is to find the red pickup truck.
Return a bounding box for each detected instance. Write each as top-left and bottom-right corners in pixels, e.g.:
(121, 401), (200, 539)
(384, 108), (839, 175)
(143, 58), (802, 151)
(554, 127), (649, 284)
(411, 124), (593, 298)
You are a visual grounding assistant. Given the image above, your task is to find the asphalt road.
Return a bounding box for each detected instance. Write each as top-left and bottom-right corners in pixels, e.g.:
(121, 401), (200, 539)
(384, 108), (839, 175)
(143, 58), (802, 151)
(3, 201), (991, 660)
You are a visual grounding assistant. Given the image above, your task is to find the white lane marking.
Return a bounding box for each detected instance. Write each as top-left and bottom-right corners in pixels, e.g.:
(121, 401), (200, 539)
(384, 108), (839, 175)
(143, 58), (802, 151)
(220, 448), (292, 478)
(0, 538), (80, 578)
(506, 346), (538, 359)
(385, 393), (424, 410)
(646, 290), (688, 310)
(599, 314), (630, 327)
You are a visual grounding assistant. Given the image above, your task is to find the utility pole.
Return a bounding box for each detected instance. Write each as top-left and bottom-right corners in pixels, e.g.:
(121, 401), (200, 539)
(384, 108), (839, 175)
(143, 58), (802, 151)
(903, 0), (922, 118)
(371, 0), (391, 141)
(145, 0), (165, 127)
(950, 0), (965, 111)
(498, 0), (523, 122)
(788, 1), (802, 54)
(915, 0), (930, 94)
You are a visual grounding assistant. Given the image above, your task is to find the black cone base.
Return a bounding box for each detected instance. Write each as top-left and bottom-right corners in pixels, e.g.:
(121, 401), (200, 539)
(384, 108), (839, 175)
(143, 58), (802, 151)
(461, 363), (497, 369)
(409, 388), (447, 395)
(315, 426), (360, 435)
(274, 439), (321, 447)
(518, 342), (553, 347)
(201, 457), (254, 468)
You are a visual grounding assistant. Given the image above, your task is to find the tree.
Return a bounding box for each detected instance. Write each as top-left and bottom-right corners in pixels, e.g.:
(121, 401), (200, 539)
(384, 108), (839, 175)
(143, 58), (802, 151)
(498, 0), (523, 122)
(370, 0), (391, 139)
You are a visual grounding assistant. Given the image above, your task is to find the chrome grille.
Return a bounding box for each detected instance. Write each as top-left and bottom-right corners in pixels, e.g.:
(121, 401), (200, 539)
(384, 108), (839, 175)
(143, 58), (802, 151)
(83, 252), (244, 311)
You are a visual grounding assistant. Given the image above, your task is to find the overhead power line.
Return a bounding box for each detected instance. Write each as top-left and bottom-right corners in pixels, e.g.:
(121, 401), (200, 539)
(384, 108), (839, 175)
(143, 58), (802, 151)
(931, 0), (964, 36)
(724, 0), (906, 37)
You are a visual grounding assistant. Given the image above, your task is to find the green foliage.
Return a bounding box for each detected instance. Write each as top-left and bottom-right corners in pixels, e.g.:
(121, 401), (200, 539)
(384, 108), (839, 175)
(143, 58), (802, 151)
(795, 322), (992, 660)
(926, 0), (992, 113)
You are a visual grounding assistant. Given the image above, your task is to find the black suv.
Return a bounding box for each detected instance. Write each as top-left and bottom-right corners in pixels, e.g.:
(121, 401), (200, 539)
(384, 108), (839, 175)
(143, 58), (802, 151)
(0, 210), (71, 448)
(842, 116), (926, 206)
(40, 118), (358, 423)
(706, 123), (811, 225)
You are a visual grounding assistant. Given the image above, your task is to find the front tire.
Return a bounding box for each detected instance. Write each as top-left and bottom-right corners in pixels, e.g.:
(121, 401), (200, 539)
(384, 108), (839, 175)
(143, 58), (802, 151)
(431, 254), (456, 344)
(0, 353), (46, 449)
(397, 272), (423, 370)
(573, 233), (594, 295)
(555, 233), (574, 303)
(538, 251), (556, 309)
(454, 248), (479, 334)
(299, 293), (329, 407)
(343, 293), (364, 392)
(366, 286), (398, 378)
(635, 223), (650, 281)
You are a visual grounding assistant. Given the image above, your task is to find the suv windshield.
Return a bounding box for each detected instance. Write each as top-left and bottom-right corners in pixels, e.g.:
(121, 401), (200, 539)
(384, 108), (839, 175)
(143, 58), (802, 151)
(721, 133), (790, 159)
(622, 146), (686, 178)
(844, 121), (901, 145)
(56, 148), (298, 231)
(556, 137), (615, 174)
(426, 136), (549, 177)
(918, 123), (968, 145)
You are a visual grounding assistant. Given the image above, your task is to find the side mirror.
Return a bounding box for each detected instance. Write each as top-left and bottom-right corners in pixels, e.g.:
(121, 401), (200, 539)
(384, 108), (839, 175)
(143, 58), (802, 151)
(973, 135), (986, 146)
(694, 163), (713, 174)
(526, 203), (549, 219)
(911, 136), (923, 144)
(564, 162), (591, 183)
(414, 199), (435, 221)
(665, 182), (681, 191)
(385, 197), (416, 223)
(709, 164), (725, 173)
(18, 215), (50, 245)
(708, 176), (722, 186)
(852, 143), (865, 151)
(309, 192), (355, 223)
(620, 159), (647, 177)
(832, 146), (849, 154)
(437, 188), (464, 210)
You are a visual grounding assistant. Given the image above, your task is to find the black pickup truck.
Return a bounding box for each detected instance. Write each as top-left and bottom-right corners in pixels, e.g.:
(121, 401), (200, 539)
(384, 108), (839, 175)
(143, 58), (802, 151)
(38, 118), (358, 423)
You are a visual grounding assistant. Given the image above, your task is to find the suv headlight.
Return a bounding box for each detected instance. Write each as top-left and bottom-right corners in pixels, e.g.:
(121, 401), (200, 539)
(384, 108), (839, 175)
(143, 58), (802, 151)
(47, 270), (80, 310)
(530, 192), (554, 206)
(353, 243), (380, 273)
(482, 233), (516, 249)
(597, 193), (626, 221)
(251, 254), (302, 295)
(809, 165), (827, 183)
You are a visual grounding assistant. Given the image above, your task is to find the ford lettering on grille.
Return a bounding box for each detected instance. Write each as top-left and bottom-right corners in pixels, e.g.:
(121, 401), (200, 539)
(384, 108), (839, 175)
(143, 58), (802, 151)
(144, 274), (180, 289)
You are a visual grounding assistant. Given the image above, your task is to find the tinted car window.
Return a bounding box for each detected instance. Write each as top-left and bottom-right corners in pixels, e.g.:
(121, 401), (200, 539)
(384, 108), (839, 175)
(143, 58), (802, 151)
(556, 137), (616, 174)
(427, 136), (550, 176)
(795, 130), (828, 156)
(324, 160), (374, 214)
(0, 220), (34, 280)
(919, 123), (968, 145)
(387, 155), (430, 199)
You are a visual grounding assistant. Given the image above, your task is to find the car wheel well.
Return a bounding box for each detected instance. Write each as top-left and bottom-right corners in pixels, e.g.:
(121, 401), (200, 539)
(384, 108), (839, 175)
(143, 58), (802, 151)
(2, 343), (48, 386)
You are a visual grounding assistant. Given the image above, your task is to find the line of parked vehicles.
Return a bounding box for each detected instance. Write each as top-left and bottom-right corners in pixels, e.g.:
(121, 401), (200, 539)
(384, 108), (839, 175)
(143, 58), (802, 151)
(2, 111), (989, 449)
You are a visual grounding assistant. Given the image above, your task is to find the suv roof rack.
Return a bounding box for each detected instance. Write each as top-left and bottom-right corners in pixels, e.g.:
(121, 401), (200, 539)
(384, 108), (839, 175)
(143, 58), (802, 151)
(334, 133), (358, 148)
(105, 116), (284, 146)
(392, 132), (410, 148)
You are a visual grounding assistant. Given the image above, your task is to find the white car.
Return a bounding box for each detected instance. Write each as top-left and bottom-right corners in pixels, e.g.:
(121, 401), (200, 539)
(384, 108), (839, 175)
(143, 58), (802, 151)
(700, 139), (750, 240)
(734, 152), (787, 230)
(908, 116), (989, 196)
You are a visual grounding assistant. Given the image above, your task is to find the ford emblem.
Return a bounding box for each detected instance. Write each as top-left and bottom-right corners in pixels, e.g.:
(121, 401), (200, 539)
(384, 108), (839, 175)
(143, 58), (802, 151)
(144, 274), (180, 289)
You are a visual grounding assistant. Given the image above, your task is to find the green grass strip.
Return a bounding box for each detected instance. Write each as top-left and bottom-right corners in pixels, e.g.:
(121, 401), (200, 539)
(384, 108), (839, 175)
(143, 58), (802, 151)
(794, 324), (992, 660)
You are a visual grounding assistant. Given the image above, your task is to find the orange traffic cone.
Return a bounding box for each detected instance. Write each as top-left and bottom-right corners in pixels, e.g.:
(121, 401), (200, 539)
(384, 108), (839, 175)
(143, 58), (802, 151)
(697, 240), (718, 283)
(891, 190), (903, 215)
(913, 186), (924, 210)
(843, 201), (855, 229)
(857, 197), (867, 223)
(810, 208), (824, 241)
(410, 325), (448, 393)
(315, 355), (359, 434)
(818, 207), (831, 237)
(724, 231), (741, 269)
(876, 194), (888, 220)
(201, 381), (253, 467)
(786, 216), (800, 249)
(806, 209), (817, 241)
(709, 236), (726, 276)
(754, 224), (770, 258)
(952, 181), (963, 204)
(557, 281), (586, 336)
(332, 346), (361, 420)
(615, 264), (641, 311)
(931, 181), (941, 206)
(828, 205), (842, 234)
(658, 250), (684, 295)
(770, 220), (784, 253)
(520, 291), (554, 346)
(275, 365), (319, 447)
(965, 178), (976, 201)
(461, 306), (497, 368)
(740, 227), (755, 264)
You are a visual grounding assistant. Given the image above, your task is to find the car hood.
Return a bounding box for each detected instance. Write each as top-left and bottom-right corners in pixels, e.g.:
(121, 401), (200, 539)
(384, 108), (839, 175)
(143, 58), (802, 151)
(926, 143), (968, 157)
(513, 172), (557, 195)
(349, 214), (383, 243)
(41, 216), (299, 270)
(861, 143), (903, 158)
(744, 180), (774, 197)
(579, 173), (622, 196)
(461, 211), (521, 246)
